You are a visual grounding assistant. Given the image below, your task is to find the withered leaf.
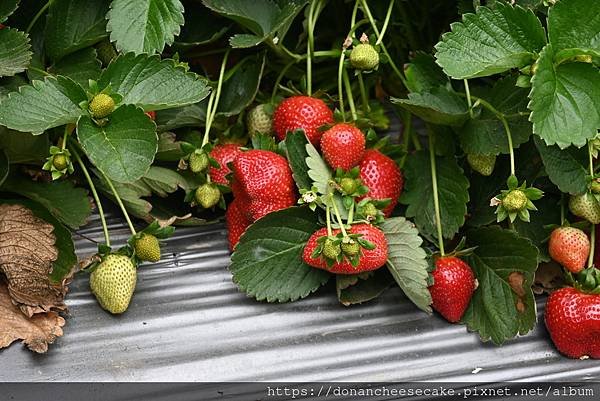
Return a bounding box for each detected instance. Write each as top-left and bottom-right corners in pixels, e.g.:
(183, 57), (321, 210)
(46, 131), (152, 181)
(0, 281), (65, 353)
(533, 261), (565, 295)
(0, 204), (67, 316)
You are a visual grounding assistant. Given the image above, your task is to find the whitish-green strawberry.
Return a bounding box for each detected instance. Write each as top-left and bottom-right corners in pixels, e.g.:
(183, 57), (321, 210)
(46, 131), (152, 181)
(503, 189), (528, 212)
(134, 233), (161, 262)
(247, 104), (273, 135)
(89, 94), (115, 118)
(570, 192), (600, 224)
(350, 43), (379, 70)
(467, 153), (496, 176)
(189, 151), (209, 173)
(90, 254), (137, 314)
(52, 153), (69, 171)
(195, 183), (221, 208)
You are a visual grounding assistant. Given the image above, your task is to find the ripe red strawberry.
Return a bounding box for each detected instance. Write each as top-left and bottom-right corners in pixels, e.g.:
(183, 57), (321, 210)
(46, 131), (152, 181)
(548, 227), (590, 274)
(225, 198), (252, 250)
(145, 111), (156, 120)
(272, 96), (333, 145)
(232, 149), (296, 221)
(209, 144), (242, 186)
(302, 224), (388, 274)
(358, 149), (403, 217)
(320, 123), (365, 170)
(545, 287), (600, 358)
(429, 256), (476, 323)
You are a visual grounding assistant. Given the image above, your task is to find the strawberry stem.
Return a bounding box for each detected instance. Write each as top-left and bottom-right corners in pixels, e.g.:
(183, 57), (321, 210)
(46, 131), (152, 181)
(306, 0), (325, 96)
(326, 200), (333, 237)
(357, 72), (370, 113)
(61, 124), (71, 150)
(360, 0), (408, 89)
(342, 68), (358, 121)
(101, 171), (137, 236)
(202, 49), (230, 147)
(428, 129), (445, 256)
(375, 0), (395, 46)
(464, 79), (474, 119)
(68, 142), (110, 247)
(330, 193), (349, 237)
(26, 0), (53, 34)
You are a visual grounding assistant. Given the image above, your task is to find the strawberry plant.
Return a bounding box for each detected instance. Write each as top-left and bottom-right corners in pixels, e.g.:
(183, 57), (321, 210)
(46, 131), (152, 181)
(1, 0), (600, 360)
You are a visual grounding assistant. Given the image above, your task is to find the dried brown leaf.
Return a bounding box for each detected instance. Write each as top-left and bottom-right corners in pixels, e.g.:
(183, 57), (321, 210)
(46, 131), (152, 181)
(0, 204), (67, 316)
(0, 281), (65, 353)
(533, 261), (565, 295)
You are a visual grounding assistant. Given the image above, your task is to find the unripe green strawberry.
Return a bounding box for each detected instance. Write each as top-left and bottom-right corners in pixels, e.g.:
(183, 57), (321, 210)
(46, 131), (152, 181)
(362, 202), (378, 219)
(247, 104), (273, 136)
(134, 233), (161, 262)
(52, 154), (68, 171)
(189, 151), (209, 173)
(341, 241), (360, 257)
(591, 180), (600, 194)
(323, 238), (341, 260)
(195, 183), (221, 208)
(503, 189), (528, 211)
(350, 43), (379, 70)
(96, 39), (117, 66)
(89, 94), (115, 118)
(90, 254), (137, 314)
(467, 153), (496, 176)
(569, 192), (600, 224)
(339, 177), (359, 194)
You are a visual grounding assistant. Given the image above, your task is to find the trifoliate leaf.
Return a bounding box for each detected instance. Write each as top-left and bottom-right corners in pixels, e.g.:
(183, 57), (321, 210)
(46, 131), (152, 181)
(381, 217), (432, 313)
(77, 105), (158, 184)
(98, 53), (210, 111)
(107, 0), (184, 54)
(434, 2), (546, 79)
(44, 0), (108, 61)
(464, 226), (539, 345)
(401, 151), (470, 240)
(0, 28), (31, 77)
(391, 86), (469, 127)
(529, 44), (600, 149)
(0, 76), (86, 134)
(230, 207), (331, 303)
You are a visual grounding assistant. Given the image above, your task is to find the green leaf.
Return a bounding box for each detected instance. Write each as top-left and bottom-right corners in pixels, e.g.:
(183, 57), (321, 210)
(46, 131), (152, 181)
(336, 269), (392, 306)
(107, 0), (184, 54)
(44, 0), (108, 61)
(156, 103), (207, 132)
(216, 54), (265, 117)
(391, 87), (469, 126)
(284, 131), (312, 190)
(434, 3), (546, 79)
(458, 77), (532, 155)
(1, 173), (91, 229)
(381, 217), (432, 313)
(0, 28), (31, 77)
(404, 52), (448, 93)
(98, 53), (210, 111)
(230, 206), (331, 302)
(529, 44), (600, 149)
(464, 226), (539, 345)
(141, 166), (190, 196)
(174, 0), (230, 49)
(0, 0), (19, 23)
(0, 127), (49, 163)
(77, 105), (158, 184)
(534, 136), (588, 195)
(0, 149), (8, 186)
(548, 0), (600, 61)
(202, 0), (307, 48)
(48, 48), (101, 87)
(401, 151), (470, 240)
(0, 76), (86, 134)
(514, 195), (561, 263)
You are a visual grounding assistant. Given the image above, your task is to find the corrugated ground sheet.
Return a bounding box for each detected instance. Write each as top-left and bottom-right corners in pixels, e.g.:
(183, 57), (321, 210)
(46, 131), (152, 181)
(1, 212), (599, 382)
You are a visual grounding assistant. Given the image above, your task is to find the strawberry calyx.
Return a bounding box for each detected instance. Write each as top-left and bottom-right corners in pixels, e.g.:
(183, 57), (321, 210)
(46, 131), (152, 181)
(566, 267), (600, 295)
(493, 175), (543, 223)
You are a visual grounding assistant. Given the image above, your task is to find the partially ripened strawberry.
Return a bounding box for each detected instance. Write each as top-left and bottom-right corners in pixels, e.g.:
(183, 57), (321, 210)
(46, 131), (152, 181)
(208, 144), (242, 186)
(232, 149), (296, 221)
(247, 104), (273, 136)
(545, 287), (600, 358)
(225, 198), (252, 250)
(320, 123), (365, 170)
(569, 192), (600, 224)
(272, 96), (333, 145)
(429, 256), (476, 323)
(358, 149), (403, 216)
(548, 227), (590, 274)
(302, 224), (388, 274)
